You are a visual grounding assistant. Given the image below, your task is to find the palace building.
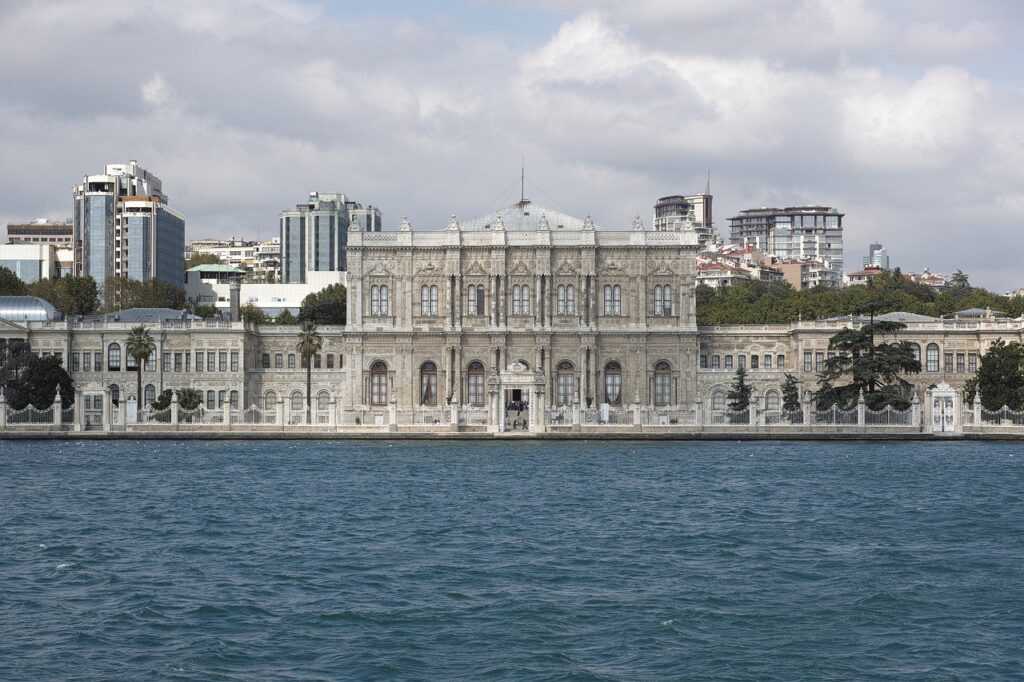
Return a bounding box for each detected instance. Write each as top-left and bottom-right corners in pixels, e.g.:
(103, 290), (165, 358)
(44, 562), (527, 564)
(0, 200), (1012, 433)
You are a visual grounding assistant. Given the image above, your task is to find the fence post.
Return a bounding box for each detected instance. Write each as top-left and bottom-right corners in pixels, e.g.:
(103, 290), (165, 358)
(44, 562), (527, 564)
(53, 384), (62, 428)
(802, 391), (812, 426)
(450, 401), (459, 428)
(748, 400), (757, 427)
(0, 393), (6, 431)
(276, 398), (285, 427)
(913, 392), (923, 429)
(74, 391), (84, 432)
(694, 396), (703, 426)
(973, 394), (982, 426)
(171, 392), (179, 426)
(857, 389), (866, 427)
(102, 388), (112, 432)
(222, 400), (231, 428)
(329, 398), (337, 428)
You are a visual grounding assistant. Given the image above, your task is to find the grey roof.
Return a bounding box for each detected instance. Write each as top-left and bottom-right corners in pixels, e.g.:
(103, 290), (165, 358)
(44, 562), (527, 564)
(87, 308), (203, 323)
(460, 200), (598, 231)
(954, 307), (1006, 317)
(822, 311), (939, 323)
(0, 296), (59, 322)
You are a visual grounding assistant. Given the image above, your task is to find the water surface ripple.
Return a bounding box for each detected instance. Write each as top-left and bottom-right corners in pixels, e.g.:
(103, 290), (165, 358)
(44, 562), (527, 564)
(1, 440), (1022, 680)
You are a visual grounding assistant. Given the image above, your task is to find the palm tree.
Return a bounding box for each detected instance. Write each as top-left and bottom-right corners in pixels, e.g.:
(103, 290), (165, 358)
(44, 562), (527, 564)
(125, 325), (156, 410)
(296, 320), (322, 423)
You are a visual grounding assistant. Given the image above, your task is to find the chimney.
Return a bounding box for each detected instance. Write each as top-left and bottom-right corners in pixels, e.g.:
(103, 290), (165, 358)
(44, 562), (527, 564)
(229, 280), (241, 322)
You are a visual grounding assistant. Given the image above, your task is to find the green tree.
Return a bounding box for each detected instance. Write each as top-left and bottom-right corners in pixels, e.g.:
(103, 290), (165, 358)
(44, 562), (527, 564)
(727, 367), (752, 412)
(152, 388), (173, 410)
(781, 373), (801, 413)
(4, 354), (74, 410)
(32, 276), (102, 316)
(296, 320), (323, 422)
(948, 270), (971, 288)
(817, 320), (921, 410)
(104, 277), (187, 311)
(274, 309), (298, 325)
(176, 387), (203, 411)
(971, 338), (1024, 410)
(186, 253), (222, 269)
(0, 266), (27, 296)
(125, 325), (156, 407)
(299, 283), (346, 325)
(192, 305), (219, 319)
(240, 302), (268, 325)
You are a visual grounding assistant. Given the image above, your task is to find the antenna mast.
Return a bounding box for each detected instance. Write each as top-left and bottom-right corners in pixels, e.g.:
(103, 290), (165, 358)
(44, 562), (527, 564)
(520, 155), (525, 204)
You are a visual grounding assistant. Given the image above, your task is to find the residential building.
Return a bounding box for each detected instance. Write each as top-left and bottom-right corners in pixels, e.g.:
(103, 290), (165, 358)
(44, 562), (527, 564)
(653, 194), (716, 247)
(864, 242), (889, 270)
(72, 161), (185, 287)
(846, 265), (886, 286)
(6, 219), (73, 245)
(774, 257), (842, 290)
(186, 237), (281, 282)
(279, 192), (381, 283)
(728, 205), (843, 287)
(904, 268), (948, 292)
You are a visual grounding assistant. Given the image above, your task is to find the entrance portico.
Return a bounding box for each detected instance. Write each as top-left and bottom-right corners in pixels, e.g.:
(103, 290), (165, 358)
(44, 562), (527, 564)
(487, 361), (546, 433)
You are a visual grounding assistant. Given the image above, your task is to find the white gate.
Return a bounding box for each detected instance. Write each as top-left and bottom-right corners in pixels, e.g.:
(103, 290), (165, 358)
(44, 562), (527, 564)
(929, 383), (958, 433)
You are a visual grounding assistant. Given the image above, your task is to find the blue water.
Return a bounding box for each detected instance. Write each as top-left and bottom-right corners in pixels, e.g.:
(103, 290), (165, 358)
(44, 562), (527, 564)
(1, 440), (1022, 680)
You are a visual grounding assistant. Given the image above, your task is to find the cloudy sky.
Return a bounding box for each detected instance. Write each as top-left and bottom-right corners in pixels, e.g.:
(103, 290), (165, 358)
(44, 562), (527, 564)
(1, 0), (1022, 288)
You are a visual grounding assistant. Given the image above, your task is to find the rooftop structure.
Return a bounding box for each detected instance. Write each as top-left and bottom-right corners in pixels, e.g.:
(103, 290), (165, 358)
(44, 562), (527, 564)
(0, 296), (59, 323)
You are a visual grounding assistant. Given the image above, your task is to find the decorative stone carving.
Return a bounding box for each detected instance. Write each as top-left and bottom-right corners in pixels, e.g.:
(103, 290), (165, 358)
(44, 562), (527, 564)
(400, 216), (412, 232)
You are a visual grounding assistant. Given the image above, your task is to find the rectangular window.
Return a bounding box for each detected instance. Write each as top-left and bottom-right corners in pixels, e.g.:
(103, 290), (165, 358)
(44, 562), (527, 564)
(764, 354), (772, 370)
(162, 352), (171, 372)
(145, 356), (156, 372)
(301, 355), (308, 369)
(956, 353), (965, 373)
(338, 354), (345, 368)
(815, 352), (824, 372)
(777, 354), (785, 369)
(314, 354), (322, 369)
(230, 351), (238, 372)
(326, 354), (334, 369)
(725, 355), (733, 370)
(83, 351), (91, 372)
(750, 355), (759, 369)
(174, 352), (182, 372)
(944, 353), (953, 373)
(288, 354), (296, 369)
(738, 355), (746, 369)
(185, 353), (191, 373)
(196, 351), (204, 372)
(218, 351), (227, 372)
(275, 353), (283, 369)
(804, 352), (812, 372)
(711, 355), (720, 369)
(262, 353), (270, 369)
(968, 353), (978, 372)
(700, 355), (708, 369)
(71, 352), (80, 372)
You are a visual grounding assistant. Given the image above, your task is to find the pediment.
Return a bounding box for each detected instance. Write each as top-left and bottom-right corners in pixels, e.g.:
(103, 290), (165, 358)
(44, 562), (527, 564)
(555, 259), (580, 276)
(508, 260), (534, 276)
(464, 261), (489, 276)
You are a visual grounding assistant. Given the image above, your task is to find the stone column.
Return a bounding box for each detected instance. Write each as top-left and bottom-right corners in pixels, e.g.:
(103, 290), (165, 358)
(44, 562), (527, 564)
(912, 392), (922, 429)
(171, 392), (179, 426)
(0, 393), (6, 431)
(329, 398), (337, 428)
(973, 394), (982, 426)
(802, 391), (812, 426)
(223, 400), (232, 427)
(102, 387), (112, 432)
(695, 396), (704, 427)
(75, 391), (85, 432)
(450, 401), (459, 428)
(53, 385), (62, 428)
(857, 389), (866, 427)
(276, 398), (285, 427)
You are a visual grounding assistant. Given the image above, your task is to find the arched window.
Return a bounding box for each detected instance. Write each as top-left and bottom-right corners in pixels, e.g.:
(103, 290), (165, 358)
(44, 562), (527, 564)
(654, 361), (672, 406)
(264, 391), (277, 411)
(380, 285), (389, 315)
(512, 285), (522, 315)
(370, 361), (388, 406)
(467, 361), (485, 406)
(566, 284), (575, 314)
(557, 285), (566, 314)
(909, 343), (921, 362)
(229, 390), (239, 409)
(317, 390), (330, 411)
(420, 285), (430, 314)
(420, 361), (438, 406)
(290, 391), (303, 411)
(207, 390), (216, 409)
(109, 384), (120, 406)
(604, 361), (622, 405)
(765, 390), (781, 410)
(662, 285), (672, 315)
(926, 343), (939, 372)
(711, 390), (726, 411)
(521, 285), (529, 315)
(557, 361), (575, 406)
(144, 384), (156, 406)
(654, 285), (663, 315)
(604, 284), (621, 315)
(371, 285), (380, 315)
(467, 284), (485, 315)
(218, 390), (226, 407)
(108, 343), (121, 371)
(430, 285), (438, 315)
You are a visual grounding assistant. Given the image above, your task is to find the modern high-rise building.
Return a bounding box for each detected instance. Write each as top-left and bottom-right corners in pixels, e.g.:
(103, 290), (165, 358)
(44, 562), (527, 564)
(72, 161), (185, 287)
(653, 194), (715, 247)
(864, 242), (889, 270)
(727, 206), (843, 285)
(279, 192), (381, 283)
